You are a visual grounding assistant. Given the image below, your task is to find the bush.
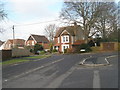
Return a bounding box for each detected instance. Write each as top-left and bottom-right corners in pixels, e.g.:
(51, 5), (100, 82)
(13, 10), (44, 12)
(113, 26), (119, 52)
(52, 49), (58, 52)
(30, 49), (33, 53)
(67, 48), (73, 53)
(64, 49), (67, 53)
(79, 43), (92, 52)
(34, 43), (43, 54)
(40, 51), (46, 54)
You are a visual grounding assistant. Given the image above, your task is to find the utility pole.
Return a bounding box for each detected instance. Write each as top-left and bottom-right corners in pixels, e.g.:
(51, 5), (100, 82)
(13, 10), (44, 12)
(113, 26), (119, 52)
(12, 25), (15, 48)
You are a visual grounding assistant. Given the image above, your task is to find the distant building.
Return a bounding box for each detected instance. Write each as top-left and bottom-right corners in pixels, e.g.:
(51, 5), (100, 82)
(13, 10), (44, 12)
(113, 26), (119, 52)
(26, 34), (50, 51)
(1, 39), (25, 50)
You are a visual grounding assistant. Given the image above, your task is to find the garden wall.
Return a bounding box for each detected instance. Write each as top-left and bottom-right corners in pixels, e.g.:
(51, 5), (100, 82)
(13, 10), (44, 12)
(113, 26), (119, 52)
(0, 50), (12, 61)
(12, 48), (31, 57)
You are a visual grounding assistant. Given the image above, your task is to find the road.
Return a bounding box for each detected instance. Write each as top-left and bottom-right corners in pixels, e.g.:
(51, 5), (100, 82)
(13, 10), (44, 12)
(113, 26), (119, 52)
(2, 52), (118, 88)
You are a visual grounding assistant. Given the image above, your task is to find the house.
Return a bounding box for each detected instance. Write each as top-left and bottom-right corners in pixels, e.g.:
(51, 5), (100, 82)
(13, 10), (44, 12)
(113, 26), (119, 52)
(1, 39), (25, 50)
(54, 23), (85, 52)
(26, 34), (50, 51)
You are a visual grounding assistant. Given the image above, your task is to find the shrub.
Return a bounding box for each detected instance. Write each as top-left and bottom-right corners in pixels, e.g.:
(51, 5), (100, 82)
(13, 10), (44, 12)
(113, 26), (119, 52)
(64, 49), (67, 53)
(30, 49), (33, 53)
(52, 49), (58, 52)
(40, 51), (46, 54)
(34, 43), (43, 54)
(67, 48), (73, 53)
(79, 43), (92, 52)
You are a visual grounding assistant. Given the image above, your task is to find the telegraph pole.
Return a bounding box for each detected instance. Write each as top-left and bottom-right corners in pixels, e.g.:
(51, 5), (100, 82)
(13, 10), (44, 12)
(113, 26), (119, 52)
(12, 25), (15, 48)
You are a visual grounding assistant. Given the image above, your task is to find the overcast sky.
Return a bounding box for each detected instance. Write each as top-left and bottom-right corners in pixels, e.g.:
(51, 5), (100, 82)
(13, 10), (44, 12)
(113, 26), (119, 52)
(0, 0), (119, 41)
(0, 0), (63, 41)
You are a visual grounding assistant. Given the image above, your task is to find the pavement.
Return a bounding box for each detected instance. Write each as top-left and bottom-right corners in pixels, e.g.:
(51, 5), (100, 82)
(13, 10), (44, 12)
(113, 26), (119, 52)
(2, 51), (118, 89)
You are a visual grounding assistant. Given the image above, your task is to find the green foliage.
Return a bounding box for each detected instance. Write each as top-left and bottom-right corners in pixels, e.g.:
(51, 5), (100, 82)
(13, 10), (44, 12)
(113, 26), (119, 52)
(40, 51), (46, 54)
(64, 49), (67, 53)
(2, 59), (29, 65)
(34, 43), (43, 54)
(52, 49), (58, 52)
(30, 49), (33, 53)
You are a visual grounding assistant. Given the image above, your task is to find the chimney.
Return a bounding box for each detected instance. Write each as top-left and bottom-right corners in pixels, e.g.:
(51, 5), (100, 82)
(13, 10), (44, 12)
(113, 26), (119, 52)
(74, 22), (77, 36)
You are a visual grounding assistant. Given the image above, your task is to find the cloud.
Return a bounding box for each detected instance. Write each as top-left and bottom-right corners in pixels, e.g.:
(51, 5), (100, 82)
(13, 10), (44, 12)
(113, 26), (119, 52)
(4, 0), (63, 20)
(0, 0), (63, 41)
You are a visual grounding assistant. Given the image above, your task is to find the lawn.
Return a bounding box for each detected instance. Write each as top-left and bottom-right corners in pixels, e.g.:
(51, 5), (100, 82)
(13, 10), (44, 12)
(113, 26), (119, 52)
(1, 59), (30, 65)
(25, 55), (51, 59)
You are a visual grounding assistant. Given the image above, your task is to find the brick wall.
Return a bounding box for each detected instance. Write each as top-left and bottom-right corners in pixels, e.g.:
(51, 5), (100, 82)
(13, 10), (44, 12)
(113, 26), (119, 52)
(100, 42), (118, 51)
(12, 48), (31, 57)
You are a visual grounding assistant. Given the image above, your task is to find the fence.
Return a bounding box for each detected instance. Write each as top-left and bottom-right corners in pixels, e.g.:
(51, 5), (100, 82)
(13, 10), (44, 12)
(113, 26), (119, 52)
(0, 50), (12, 61)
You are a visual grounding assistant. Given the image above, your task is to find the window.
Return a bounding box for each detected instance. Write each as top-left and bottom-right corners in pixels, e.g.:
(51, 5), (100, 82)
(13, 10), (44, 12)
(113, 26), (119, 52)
(32, 41), (34, 45)
(63, 37), (65, 42)
(62, 35), (69, 43)
(66, 37), (68, 41)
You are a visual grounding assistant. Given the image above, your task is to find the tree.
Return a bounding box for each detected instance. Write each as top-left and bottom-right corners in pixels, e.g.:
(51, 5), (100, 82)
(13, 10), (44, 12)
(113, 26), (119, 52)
(0, 1), (7, 33)
(60, 1), (118, 42)
(44, 24), (58, 42)
(60, 2), (102, 42)
(95, 2), (118, 40)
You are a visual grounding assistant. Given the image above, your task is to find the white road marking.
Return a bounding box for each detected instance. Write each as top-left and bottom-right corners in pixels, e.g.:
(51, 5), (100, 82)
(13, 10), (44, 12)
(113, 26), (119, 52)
(3, 58), (64, 82)
(106, 55), (117, 59)
(4, 80), (8, 82)
(13, 64), (18, 66)
(93, 70), (100, 88)
(80, 56), (92, 64)
(105, 55), (118, 64)
(105, 58), (110, 64)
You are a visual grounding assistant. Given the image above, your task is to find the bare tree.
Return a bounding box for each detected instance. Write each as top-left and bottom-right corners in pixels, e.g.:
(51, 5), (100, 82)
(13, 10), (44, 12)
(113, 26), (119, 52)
(95, 2), (118, 40)
(60, 1), (117, 42)
(44, 24), (58, 42)
(60, 1), (103, 42)
(0, 1), (7, 33)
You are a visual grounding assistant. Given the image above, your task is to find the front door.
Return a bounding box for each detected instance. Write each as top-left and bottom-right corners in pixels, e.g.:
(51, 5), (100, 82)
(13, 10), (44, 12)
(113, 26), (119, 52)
(62, 44), (69, 52)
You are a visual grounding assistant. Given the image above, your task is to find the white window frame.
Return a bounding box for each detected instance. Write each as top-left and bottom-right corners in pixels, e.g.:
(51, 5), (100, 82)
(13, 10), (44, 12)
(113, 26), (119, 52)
(61, 35), (69, 43)
(62, 44), (69, 52)
(32, 41), (34, 45)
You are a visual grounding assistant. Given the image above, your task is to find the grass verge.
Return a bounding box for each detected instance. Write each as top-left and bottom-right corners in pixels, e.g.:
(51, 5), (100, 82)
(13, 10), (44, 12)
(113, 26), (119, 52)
(25, 55), (51, 59)
(1, 59), (30, 65)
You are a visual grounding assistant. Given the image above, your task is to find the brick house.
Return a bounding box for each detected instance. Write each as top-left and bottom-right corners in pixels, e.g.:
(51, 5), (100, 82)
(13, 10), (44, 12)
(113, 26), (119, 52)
(54, 23), (85, 52)
(26, 34), (50, 51)
(1, 39), (25, 50)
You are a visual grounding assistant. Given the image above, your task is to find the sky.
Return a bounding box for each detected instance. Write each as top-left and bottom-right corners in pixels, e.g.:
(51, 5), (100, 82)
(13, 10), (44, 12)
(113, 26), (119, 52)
(0, 0), (64, 41)
(0, 0), (120, 41)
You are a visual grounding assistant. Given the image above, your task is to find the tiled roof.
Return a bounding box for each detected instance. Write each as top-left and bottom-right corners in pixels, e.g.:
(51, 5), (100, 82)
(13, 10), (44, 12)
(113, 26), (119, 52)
(55, 25), (83, 38)
(31, 34), (49, 43)
(8, 39), (25, 45)
(55, 26), (75, 37)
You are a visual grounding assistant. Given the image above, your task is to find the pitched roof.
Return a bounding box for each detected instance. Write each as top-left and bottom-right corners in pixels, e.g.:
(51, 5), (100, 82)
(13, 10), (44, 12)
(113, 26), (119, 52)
(7, 39), (25, 45)
(55, 25), (82, 38)
(31, 34), (49, 43)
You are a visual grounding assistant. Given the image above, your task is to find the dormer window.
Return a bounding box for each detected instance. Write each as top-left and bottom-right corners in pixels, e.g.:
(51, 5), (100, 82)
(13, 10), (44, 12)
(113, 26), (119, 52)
(62, 35), (69, 43)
